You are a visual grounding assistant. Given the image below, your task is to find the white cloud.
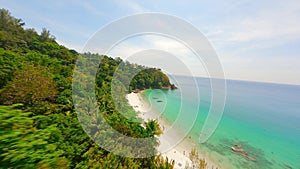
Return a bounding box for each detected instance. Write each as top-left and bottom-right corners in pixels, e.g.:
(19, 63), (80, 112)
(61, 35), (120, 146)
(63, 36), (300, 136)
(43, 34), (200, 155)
(108, 35), (199, 62)
(227, 15), (300, 43)
(201, 0), (300, 51)
(107, 34), (209, 77)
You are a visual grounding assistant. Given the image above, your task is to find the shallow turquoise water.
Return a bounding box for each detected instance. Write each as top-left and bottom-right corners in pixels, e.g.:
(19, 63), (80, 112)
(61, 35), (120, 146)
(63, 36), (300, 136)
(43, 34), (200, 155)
(142, 76), (300, 169)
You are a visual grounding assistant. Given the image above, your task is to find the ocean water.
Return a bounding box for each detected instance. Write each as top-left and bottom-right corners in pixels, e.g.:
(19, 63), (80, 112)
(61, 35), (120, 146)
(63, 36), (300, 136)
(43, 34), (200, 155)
(142, 76), (300, 169)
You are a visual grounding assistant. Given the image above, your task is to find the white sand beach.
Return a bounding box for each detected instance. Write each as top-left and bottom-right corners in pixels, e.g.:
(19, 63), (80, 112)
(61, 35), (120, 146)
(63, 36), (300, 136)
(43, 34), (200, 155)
(126, 92), (219, 169)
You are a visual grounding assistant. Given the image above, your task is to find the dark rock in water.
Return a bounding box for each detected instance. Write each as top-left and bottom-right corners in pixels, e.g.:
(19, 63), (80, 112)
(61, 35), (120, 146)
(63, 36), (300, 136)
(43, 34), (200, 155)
(230, 144), (257, 162)
(234, 143), (242, 149)
(284, 163), (293, 169)
(157, 100), (163, 102)
(231, 146), (246, 154)
(171, 84), (178, 90)
(246, 155), (257, 162)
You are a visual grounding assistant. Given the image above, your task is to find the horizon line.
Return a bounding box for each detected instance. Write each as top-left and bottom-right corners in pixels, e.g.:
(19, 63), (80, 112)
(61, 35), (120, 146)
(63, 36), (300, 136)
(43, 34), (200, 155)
(167, 74), (300, 87)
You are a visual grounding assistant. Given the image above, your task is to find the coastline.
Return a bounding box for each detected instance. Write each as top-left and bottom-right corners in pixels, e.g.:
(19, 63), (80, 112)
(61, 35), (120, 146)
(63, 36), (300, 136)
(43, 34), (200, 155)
(126, 91), (219, 169)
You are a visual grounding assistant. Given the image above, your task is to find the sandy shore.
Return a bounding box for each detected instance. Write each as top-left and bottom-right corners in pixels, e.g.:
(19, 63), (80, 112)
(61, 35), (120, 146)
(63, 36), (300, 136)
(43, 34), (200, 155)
(126, 92), (219, 169)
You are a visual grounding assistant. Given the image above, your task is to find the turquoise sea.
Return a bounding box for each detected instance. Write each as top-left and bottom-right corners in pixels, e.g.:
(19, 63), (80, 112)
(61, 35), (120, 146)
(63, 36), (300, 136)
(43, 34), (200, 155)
(142, 75), (300, 169)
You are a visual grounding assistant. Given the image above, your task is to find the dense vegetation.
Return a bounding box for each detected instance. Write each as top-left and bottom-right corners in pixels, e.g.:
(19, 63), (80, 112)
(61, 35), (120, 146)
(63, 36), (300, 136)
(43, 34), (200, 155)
(0, 8), (176, 168)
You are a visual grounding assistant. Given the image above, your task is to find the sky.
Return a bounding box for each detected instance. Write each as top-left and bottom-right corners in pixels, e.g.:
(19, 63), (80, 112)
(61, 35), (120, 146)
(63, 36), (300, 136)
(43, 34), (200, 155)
(1, 0), (300, 85)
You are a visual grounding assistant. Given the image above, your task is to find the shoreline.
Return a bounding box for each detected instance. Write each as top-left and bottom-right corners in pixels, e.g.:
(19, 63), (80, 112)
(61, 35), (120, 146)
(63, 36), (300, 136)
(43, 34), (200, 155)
(126, 91), (219, 169)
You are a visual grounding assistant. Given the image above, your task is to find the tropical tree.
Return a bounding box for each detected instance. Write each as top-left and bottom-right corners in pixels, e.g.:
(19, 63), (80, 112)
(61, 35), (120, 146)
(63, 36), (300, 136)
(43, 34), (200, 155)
(0, 104), (70, 169)
(146, 120), (163, 136)
(0, 65), (57, 106)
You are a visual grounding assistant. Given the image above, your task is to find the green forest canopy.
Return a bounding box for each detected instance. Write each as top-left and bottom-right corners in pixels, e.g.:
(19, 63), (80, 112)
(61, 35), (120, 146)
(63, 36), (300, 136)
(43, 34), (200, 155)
(0, 8), (177, 169)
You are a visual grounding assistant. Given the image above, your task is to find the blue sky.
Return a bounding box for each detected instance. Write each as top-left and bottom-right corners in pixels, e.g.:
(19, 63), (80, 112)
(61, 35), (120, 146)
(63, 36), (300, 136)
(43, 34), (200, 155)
(1, 0), (300, 85)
